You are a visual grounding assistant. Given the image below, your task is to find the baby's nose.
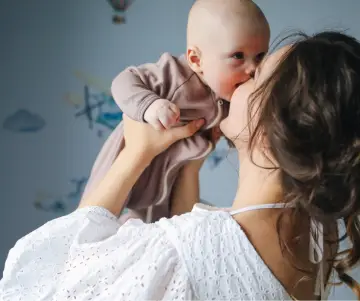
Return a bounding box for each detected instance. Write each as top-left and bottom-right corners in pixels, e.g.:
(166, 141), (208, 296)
(245, 60), (256, 76)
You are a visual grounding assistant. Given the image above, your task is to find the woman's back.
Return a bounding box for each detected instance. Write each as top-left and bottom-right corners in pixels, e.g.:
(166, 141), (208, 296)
(232, 204), (338, 300)
(157, 204), (294, 300)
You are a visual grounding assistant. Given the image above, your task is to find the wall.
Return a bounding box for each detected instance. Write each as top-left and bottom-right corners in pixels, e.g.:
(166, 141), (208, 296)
(0, 0), (359, 299)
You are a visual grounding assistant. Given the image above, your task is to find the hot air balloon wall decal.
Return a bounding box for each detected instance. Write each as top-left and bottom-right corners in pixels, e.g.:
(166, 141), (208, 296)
(107, 0), (134, 24)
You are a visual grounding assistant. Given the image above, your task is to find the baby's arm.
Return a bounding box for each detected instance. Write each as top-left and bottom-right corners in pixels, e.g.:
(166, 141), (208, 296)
(111, 53), (181, 128)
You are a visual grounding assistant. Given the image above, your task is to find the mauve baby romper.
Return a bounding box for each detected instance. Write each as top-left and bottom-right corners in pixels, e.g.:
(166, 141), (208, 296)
(81, 53), (228, 222)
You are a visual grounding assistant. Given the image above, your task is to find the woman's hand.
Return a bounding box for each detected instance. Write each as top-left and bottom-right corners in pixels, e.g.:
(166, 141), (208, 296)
(184, 125), (223, 171)
(79, 116), (205, 215)
(122, 115), (205, 161)
(184, 126), (223, 171)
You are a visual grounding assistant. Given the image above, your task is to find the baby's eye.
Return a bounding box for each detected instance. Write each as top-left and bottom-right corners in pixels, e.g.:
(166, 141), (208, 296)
(232, 52), (244, 60)
(255, 52), (266, 64)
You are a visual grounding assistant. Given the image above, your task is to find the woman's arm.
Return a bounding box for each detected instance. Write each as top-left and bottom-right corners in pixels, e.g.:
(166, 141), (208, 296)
(170, 159), (204, 216)
(170, 126), (222, 216)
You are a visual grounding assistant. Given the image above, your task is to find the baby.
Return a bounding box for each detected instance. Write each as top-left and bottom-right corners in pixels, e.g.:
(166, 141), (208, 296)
(82, 0), (270, 222)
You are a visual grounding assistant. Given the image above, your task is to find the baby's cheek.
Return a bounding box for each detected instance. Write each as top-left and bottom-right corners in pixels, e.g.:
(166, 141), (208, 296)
(206, 76), (222, 94)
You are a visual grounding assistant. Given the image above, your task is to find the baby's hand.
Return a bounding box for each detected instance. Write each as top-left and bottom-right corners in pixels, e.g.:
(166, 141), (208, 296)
(144, 98), (180, 130)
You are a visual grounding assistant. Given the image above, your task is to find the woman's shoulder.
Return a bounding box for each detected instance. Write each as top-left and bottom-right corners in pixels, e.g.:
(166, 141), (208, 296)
(157, 204), (241, 268)
(0, 207), (193, 300)
(157, 203), (230, 240)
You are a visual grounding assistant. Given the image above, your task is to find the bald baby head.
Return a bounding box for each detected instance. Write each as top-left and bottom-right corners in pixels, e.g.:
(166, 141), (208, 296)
(186, 0), (270, 101)
(187, 0), (269, 48)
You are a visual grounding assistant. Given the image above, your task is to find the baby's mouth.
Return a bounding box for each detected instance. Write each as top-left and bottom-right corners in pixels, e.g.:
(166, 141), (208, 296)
(235, 83), (242, 88)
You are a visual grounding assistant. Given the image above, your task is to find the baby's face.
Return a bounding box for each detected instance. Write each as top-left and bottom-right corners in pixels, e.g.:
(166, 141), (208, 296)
(201, 25), (269, 101)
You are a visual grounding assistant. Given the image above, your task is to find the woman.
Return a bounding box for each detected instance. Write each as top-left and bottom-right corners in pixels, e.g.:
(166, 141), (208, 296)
(1, 31), (360, 300)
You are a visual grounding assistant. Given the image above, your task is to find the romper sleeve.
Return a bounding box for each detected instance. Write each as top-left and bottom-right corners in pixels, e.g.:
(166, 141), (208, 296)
(111, 52), (185, 122)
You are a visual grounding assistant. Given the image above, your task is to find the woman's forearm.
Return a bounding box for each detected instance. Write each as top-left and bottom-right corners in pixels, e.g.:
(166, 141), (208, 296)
(170, 161), (202, 216)
(79, 148), (152, 216)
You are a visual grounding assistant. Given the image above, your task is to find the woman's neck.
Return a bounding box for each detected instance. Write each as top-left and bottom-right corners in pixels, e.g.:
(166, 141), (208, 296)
(231, 149), (283, 210)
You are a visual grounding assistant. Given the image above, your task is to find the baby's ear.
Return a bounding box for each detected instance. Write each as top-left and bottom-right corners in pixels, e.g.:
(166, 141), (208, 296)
(186, 47), (202, 73)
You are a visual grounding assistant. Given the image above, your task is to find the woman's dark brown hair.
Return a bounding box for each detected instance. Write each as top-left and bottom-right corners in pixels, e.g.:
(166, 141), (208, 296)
(248, 31), (360, 298)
